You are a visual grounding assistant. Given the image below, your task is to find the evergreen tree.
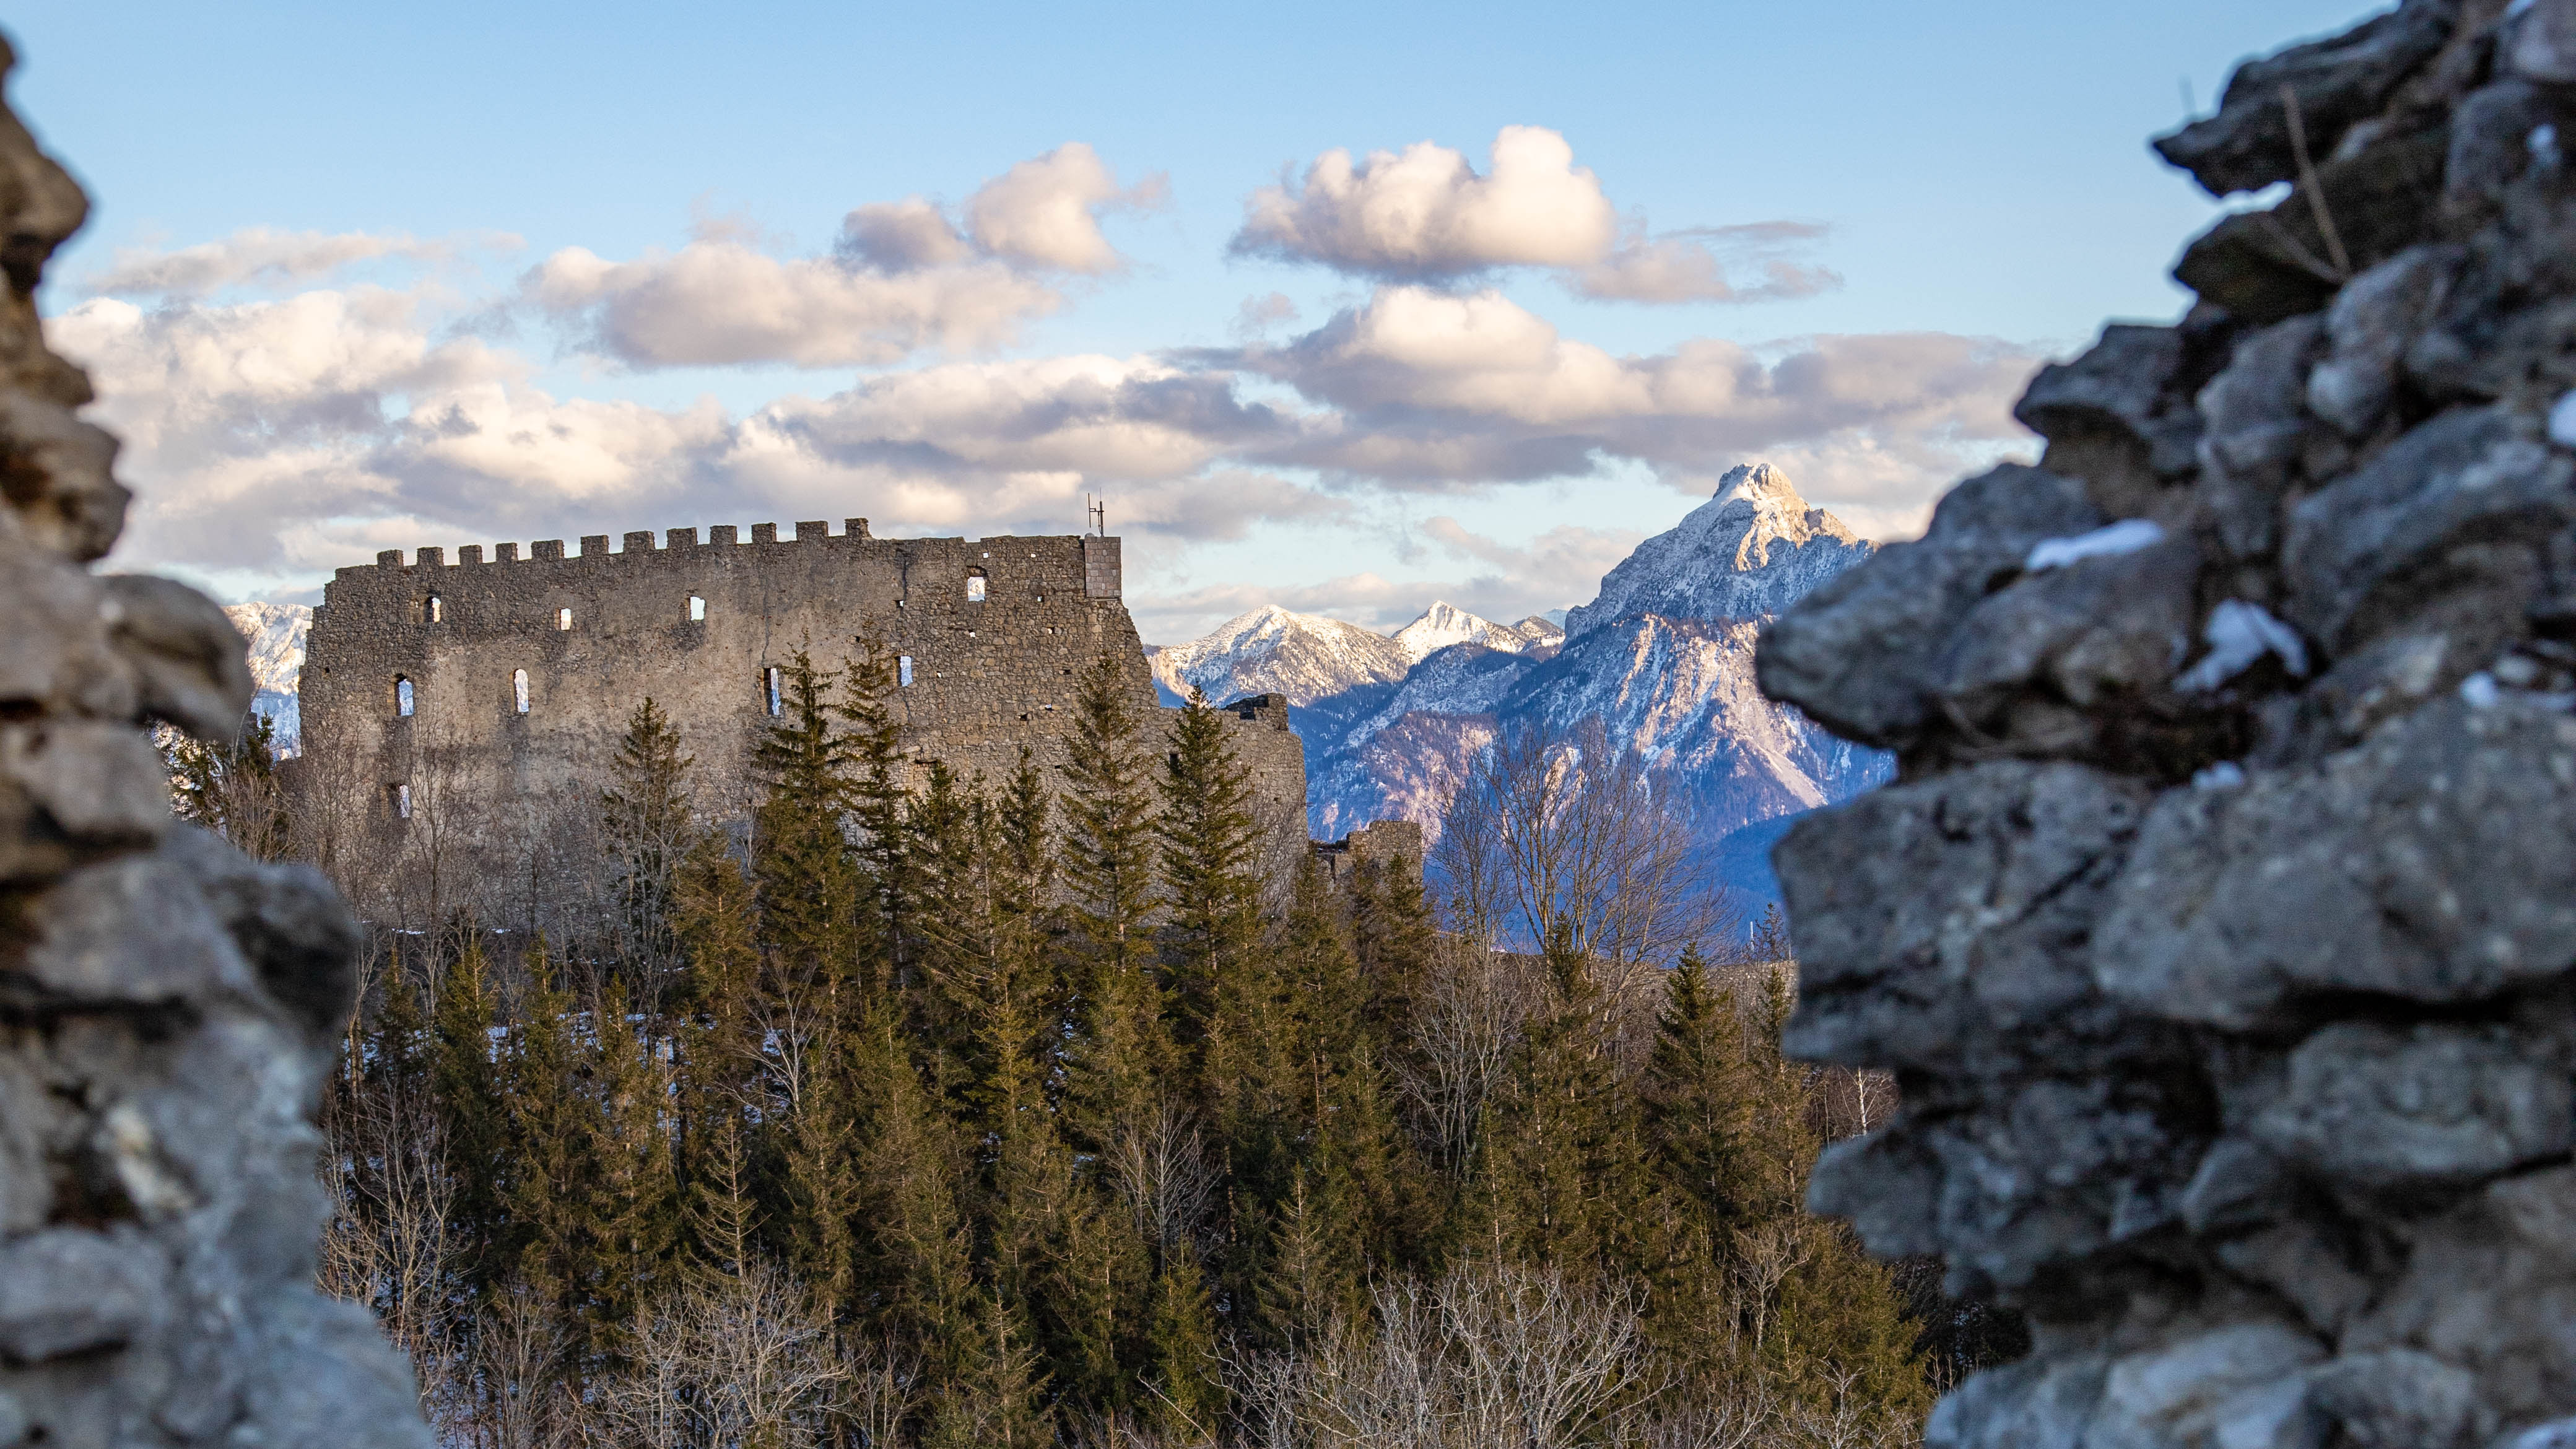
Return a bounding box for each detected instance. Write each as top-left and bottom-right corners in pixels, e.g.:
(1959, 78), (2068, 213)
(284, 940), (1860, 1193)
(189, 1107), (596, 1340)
(581, 978), (680, 1357)
(841, 637), (912, 995)
(1058, 651), (1171, 1150)
(669, 832), (760, 1197)
(429, 935), (511, 1297)
(498, 939), (603, 1366)
(168, 711), (292, 861)
(1142, 1257), (1223, 1441)
(1155, 690), (1263, 1075)
(599, 696), (697, 999)
(849, 1007), (981, 1385)
(906, 759), (986, 1092)
(1643, 946), (1756, 1230)
(1350, 849), (1437, 1045)
(751, 648), (858, 998)
(923, 1292), (1055, 1449)
(1468, 920), (1650, 1274)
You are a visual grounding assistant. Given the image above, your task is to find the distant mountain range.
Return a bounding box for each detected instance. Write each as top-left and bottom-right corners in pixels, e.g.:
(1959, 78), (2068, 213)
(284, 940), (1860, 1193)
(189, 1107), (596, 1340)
(225, 601), (308, 749)
(1148, 463), (1890, 901)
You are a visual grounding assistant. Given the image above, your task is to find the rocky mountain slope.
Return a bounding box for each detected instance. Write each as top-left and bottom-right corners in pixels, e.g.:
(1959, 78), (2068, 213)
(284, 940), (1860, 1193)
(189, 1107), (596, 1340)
(1162, 463), (1889, 899)
(224, 601), (308, 747)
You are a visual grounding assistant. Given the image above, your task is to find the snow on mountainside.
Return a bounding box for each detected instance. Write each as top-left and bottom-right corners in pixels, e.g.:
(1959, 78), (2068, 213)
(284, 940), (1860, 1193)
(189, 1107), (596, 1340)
(1562, 463), (1870, 640)
(224, 601), (308, 749)
(1391, 601), (1548, 663)
(1149, 604), (1412, 707)
(1296, 462), (1887, 900)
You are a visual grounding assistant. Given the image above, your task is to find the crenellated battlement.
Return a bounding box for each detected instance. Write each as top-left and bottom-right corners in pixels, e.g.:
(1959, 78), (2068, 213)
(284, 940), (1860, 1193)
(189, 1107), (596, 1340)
(338, 518), (1112, 580)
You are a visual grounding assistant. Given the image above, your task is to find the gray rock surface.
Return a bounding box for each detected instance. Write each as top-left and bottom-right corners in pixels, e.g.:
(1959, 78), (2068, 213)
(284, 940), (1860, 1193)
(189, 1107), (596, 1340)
(1761, 2), (2576, 1441)
(0, 35), (431, 1449)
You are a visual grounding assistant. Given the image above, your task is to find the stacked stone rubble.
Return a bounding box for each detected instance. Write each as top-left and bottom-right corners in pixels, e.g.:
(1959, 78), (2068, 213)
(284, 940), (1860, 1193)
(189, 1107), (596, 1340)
(0, 41), (430, 1449)
(1759, 2), (2576, 1444)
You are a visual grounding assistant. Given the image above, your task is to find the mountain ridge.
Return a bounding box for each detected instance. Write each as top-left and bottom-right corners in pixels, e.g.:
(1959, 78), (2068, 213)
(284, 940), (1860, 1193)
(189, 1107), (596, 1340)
(1154, 462), (1889, 900)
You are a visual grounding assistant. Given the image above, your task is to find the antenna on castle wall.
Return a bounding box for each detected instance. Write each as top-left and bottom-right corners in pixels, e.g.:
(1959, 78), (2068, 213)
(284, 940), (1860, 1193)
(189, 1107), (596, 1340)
(1087, 494), (1107, 536)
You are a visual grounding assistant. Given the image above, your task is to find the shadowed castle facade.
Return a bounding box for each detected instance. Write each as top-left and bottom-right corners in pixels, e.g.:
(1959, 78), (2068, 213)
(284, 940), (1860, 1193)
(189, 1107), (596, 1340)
(300, 518), (1309, 926)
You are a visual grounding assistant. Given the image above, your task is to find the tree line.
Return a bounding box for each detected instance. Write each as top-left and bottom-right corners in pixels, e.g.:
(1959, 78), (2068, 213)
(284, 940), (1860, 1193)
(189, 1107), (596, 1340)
(176, 643), (1989, 1448)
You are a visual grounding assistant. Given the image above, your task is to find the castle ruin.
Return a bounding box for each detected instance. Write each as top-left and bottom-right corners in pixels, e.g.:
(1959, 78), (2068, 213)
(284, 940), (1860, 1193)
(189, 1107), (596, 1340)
(301, 520), (1309, 926)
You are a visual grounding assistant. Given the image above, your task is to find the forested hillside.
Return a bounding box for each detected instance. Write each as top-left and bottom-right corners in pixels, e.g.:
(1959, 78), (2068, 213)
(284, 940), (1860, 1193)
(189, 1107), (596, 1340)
(174, 645), (1993, 1448)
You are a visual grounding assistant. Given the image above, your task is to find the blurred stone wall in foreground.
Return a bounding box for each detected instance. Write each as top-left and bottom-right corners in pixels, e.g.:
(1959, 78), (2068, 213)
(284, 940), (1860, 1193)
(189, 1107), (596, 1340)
(0, 36), (430, 1449)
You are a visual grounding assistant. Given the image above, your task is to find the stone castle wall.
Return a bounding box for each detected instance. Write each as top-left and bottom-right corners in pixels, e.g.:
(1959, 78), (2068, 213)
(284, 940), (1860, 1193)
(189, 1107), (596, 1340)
(302, 521), (1308, 916)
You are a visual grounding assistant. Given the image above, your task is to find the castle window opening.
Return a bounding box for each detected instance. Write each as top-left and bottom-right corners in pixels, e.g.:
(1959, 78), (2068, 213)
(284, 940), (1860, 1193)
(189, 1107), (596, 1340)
(689, 594), (706, 621)
(557, 607), (573, 630)
(899, 655), (914, 687)
(764, 666), (783, 716)
(392, 783), (412, 820)
(394, 676), (415, 716)
(967, 571), (986, 603)
(513, 669), (529, 714)
(424, 595), (442, 624)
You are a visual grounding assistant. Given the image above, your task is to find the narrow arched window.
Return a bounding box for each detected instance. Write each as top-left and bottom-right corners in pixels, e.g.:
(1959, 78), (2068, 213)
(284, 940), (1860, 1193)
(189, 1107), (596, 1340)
(689, 594), (706, 622)
(764, 666), (783, 716)
(394, 676), (414, 716)
(966, 570), (986, 603)
(557, 607), (573, 630)
(424, 595), (443, 624)
(513, 668), (530, 714)
(899, 655), (914, 687)
(392, 783), (412, 819)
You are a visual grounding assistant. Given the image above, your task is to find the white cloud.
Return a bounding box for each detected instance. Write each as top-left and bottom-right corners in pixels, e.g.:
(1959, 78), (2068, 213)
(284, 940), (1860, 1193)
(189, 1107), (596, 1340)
(79, 227), (520, 298)
(51, 284), (1329, 581)
(837, 198), (975, 271)
(1227, 285), (2038, 486)
(526, 142), (1161, 370)
(524, 242), (1058, 368)
(1231, 129), (1836, 308)
(1232, 126), (1617, 279)
(965, 142), (1166, 274)
(53, 222), (2036, 619)
(1573, 222), (1840, 305)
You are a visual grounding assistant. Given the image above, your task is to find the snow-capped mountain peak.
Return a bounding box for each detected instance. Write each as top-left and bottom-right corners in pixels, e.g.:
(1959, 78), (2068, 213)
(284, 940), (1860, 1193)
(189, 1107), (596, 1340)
(1561, 461), (1871, 640)
(223, 601), (309, 749)
(1150, 604), (1412, 707)
(1391, 601), (1541, 663)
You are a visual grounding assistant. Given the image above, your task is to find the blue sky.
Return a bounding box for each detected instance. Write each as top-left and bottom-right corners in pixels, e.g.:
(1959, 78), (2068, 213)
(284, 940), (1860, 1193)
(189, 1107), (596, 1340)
(18, 0), (2369, 641)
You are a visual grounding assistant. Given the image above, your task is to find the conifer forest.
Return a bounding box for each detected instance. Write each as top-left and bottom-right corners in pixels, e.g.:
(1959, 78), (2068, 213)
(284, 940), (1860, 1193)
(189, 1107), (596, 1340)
(170, 648), (2012, 1448)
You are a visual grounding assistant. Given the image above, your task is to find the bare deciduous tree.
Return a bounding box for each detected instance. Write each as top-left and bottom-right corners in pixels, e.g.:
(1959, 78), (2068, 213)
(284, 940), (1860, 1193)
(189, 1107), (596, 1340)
(1432, 719), (1739, 1037)
(1108, 1103), (1221, 1264)
(1398, 941), (1542, 1177)
(579, 1261), (859, 1449)
(1235, 1261), (1661, 1449)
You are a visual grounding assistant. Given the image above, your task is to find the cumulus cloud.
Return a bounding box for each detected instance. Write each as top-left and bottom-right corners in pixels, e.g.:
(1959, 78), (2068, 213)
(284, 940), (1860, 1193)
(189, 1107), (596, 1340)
(54, 226), (2036, 623)
(80, 227), (520, 298)
(1232, 126), (1617, 279)
(965, 142), (1167, 274)
(838, 198), (975, 271)
(1231, 128), (1835, 308)
(524, 243), (1057, 368)
(1573, 222), (1840, 304)
(50, 282), (1335, 583)
(1217, 285), (2037, 487)
(526, 142), (1160, 370)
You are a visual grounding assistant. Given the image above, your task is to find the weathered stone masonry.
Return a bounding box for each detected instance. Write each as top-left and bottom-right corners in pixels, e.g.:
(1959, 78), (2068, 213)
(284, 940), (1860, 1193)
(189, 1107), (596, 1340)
(302, 521), (1310, 910)
(0, 37), (430, 1449)
(1760, 2), (2576, 1445)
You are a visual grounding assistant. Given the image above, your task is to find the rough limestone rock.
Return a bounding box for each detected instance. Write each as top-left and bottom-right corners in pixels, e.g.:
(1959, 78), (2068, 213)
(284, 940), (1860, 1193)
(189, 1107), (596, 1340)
(1761, 1), (2576, 1443)
(0, 38), (431, 1449)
